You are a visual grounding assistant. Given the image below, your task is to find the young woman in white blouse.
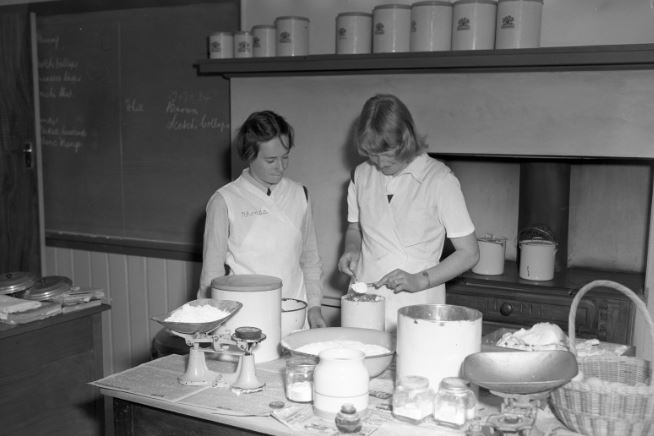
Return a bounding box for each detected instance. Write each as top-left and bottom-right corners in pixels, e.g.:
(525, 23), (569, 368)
(198, 110), (326, 328)
(338, 94), (479, 332)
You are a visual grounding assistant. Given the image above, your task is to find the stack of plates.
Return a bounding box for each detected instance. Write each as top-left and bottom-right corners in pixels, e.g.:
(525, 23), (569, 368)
(23, 276), (72, 301)
(0, 271), (37, 295)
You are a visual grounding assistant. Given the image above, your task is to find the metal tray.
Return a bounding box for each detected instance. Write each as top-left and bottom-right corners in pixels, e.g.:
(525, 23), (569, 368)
(151, 298), (242, 335)
(462, 350), (578, 395)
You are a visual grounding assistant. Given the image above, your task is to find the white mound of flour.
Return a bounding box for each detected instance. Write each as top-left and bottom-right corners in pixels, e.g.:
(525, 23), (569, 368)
(165, 304), (230, 323)
(296, 340), (390, 357)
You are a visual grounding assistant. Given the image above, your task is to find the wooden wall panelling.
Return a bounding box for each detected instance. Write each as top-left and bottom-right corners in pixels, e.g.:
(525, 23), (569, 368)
(107, 253), (130, 371)
(45, 247), (201, 375)
(146, 257), (169, 358)
(127, 256), (149, 366)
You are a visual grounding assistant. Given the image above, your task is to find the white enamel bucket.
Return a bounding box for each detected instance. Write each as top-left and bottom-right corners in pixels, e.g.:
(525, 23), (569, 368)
(396, 304), (482, 391)
(211, 274), (281, 362)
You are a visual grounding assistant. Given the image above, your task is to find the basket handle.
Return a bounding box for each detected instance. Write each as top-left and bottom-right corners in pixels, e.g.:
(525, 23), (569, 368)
(568, 280), (654, 360)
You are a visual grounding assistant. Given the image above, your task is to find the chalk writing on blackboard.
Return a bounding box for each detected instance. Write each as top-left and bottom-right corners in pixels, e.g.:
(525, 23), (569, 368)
(164, 90), (229, 132)
(41, 116), (86, 152)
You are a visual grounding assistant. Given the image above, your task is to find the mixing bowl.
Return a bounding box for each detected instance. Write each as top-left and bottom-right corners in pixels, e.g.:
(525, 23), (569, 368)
(281, 297), (307, 337)
(281, 327), (395, 378)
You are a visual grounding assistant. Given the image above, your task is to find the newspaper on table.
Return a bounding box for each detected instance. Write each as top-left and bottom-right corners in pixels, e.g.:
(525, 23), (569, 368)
(91, 354), (221, 402)
(92, 354), (292, 415)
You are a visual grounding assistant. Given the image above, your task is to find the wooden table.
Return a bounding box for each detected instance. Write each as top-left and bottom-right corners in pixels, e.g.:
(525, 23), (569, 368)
(0, 304), (109, 436)
(101, 350), (588, 436)
(109, 390), (294, 436)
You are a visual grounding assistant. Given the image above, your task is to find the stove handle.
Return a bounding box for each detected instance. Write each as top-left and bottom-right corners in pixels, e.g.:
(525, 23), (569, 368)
(500, 302), (513, 316)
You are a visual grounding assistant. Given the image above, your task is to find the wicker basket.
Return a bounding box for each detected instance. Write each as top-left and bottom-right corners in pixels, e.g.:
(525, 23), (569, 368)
(549, 280), (654, 436)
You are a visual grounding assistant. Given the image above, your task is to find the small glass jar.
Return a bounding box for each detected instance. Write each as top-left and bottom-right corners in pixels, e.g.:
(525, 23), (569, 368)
(432, 377), (477, 429)
(284, 356), (317, 403)
(392, 375), (434, 424)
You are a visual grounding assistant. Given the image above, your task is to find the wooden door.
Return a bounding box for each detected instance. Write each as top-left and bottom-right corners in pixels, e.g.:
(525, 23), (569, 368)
(0, 5), (40, 274)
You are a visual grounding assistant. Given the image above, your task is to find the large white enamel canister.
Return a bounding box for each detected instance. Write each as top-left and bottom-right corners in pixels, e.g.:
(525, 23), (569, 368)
(495, 0), (543, 49)
(336, 12), (372, 54)
(233, 31), (253, 58)
(452, 0), (497, 50)
(275, 16), (310, 56)
(252, 24), (276, 57)
(519, 239), (557, 281)
(472, 234), (506, 275)
(373, 3), (411, 53)
(410, 0), (453, 52)
(396, 305), (482, 391)
(211, 274), (282, 362)
(208, 32), (233, 59)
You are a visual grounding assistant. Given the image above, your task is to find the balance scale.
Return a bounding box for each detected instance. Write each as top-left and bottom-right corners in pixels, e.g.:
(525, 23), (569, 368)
(152, 298), (267, 394)
(462, 350), (579, 436)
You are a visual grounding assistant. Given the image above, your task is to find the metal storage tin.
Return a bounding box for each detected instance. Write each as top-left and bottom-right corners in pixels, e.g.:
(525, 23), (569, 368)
(208, 31), (233, 59)
(452, 0), (498, 50)
(410, 1), (453, 52)
(275, 16), (310, 56)
(252, 24), (276, 57)
(495, 0), (543, 49)
(234, 31), (253, 58)
(373, 4), (411, 53)
(336, 12), (372, 54)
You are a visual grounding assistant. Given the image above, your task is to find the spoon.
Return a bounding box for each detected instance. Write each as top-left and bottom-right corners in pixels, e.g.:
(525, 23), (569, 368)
(348, 274), (376, 297)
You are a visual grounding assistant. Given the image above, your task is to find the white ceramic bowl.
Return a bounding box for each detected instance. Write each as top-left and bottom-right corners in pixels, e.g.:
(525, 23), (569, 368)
(281, 297), (307, 337)
(281, 327), (395, 378)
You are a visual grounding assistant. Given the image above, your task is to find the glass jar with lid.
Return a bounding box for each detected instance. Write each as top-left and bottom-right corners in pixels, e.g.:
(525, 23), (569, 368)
(284, 356), (317, 403)
(432, 377), (477, 429)
(392, 375), (434, 424)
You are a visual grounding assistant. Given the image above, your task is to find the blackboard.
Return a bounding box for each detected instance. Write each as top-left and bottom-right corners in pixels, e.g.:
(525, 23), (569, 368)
(37, 3), (238, 258)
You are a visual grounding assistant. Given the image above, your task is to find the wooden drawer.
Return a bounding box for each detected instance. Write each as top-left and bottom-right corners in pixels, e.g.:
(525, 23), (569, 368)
(446, 283), (633, 344)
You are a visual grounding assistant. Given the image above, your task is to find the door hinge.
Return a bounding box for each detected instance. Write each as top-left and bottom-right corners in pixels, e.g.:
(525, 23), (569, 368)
(23, 142), (33, 169)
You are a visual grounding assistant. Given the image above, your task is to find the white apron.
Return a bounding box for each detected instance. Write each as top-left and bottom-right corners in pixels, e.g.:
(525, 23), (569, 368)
(219, 175), (306, 302)
(354, 165), (446, 333)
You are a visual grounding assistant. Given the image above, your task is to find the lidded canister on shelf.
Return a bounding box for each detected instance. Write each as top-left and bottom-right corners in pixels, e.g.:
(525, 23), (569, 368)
(275, 16), (310, 56)
(410, 1), (453, 52)
(211, 274), (282, 362)
(335, 12), (372, 54)
(495, 0), (543, 48)
(372, 4), (411, 53)
(234, 31), (253, 58)
(452, 0), (498, 50)
(208, 31), (234, 59)
(252, 24), (276, 57)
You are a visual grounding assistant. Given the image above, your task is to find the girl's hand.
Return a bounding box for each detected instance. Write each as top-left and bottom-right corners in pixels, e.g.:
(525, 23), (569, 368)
(337, 251), (360, 278)
(308, 306), (327, 328)
(376, 269), (426, 294)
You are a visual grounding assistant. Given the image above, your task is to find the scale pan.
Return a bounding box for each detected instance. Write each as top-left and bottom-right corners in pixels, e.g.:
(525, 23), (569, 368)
(152, 298), (242, 335)
(462, 350), (578, 395)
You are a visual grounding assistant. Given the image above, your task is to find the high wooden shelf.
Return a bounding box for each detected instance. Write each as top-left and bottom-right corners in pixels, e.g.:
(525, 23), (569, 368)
(196, 43), (654, 78)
